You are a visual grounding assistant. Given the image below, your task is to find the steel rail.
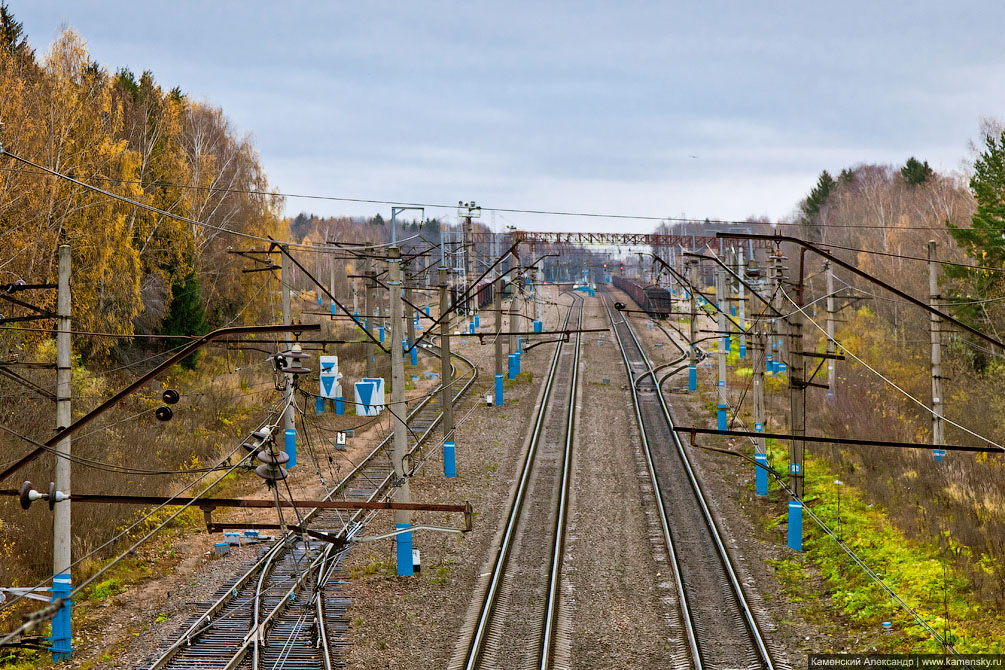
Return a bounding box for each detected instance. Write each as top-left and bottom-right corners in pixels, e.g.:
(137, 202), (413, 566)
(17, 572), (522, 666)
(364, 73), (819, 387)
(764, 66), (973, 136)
(602, 295), (702, 669)
(462, 292), (582, 670)
(316, 550), (335, 670)
(540, 296), (583, 669)
(607, 289), (774, 670)
(144, 343), (478, 670)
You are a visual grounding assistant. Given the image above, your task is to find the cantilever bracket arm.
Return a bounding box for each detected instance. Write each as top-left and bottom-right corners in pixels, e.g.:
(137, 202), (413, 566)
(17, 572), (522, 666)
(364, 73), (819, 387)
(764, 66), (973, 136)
(684, 250), (784, 318)
(641, 252), (746, 333)
(716, 232), (1005, 352)
(268, 239), (389, 353)
(0, 322), (320, 485)
(404, 241), (520, 355)
(673, 426), (1001, 454)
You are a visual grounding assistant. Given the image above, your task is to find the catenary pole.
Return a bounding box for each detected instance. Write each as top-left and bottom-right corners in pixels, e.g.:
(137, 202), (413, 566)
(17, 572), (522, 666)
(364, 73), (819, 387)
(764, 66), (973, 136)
(388, 247), (413, 575)
(826, 260), (836, 400)
(753, 321), (768, 495)
(687, 258), (698, 392)
(929, 241), (946, 461)
(788, 304), (805, 551)
(52, 244), (72, 660)
(716, 267), (728, 430)
(438, 267), (456, 477)
(738, 247), (747, 358)
(405, 262), (416, 350)
(439, 268), (455, 443)
(365, 256), (376, 378)
(280, 247), (295, 466)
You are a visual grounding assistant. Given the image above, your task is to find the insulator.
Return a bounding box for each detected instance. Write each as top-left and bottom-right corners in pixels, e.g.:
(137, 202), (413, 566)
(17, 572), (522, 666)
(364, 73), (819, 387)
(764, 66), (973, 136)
(255, 463), (288, 481)
(48, 482), (56, 511)
(155, 406), (173, 421)
(19, 481), (32, 510)
(256, 449), (290, 465)
(272, 353), (287, 372)
(243, 427), (273, 452)
(284, 365), (311, 375)
(162, 389), (180, 404)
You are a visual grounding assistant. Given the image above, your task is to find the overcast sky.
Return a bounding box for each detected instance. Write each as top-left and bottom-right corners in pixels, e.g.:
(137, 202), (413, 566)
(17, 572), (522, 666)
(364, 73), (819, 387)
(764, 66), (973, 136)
(13, 1), (1005, 232)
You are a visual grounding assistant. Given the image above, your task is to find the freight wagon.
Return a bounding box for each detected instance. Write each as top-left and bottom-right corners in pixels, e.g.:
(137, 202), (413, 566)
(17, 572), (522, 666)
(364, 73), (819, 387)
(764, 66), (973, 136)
(612, 275), (673, 319)
(451, 280), (495, 314)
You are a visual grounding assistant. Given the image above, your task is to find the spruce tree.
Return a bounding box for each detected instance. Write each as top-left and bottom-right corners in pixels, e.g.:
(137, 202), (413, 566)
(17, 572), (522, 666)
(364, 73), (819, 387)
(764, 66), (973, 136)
(161, 270), (207, 369)
(901, 157), (933, 186)
(946, 132), (1005, 339)
(801, 170), (836, 220)
(0, 2), (32, 60)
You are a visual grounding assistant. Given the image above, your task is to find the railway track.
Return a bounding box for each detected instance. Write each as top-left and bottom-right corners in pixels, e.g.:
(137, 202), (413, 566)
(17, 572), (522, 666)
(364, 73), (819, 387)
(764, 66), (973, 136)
(457, 292), (583, 670)
(603, 289), (774, 670)
(138, 345), (478, 670)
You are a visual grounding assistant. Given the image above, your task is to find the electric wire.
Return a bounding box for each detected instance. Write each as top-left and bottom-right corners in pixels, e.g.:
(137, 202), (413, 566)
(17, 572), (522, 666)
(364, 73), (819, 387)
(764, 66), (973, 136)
(618, 291), (971, 661)
(780, 289), (1005, 452)
(0, 401), (282, 620)
(0, 160), (964, 231)
(0, 151), (422, 251)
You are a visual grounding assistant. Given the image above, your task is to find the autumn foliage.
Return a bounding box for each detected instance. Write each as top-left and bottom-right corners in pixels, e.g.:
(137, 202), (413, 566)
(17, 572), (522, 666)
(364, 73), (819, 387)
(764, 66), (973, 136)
(0, 26), (286, 359)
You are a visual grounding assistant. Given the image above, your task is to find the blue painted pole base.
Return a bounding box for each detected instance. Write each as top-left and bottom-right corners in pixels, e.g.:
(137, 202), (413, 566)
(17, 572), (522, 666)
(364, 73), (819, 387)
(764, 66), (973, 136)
(495, 374), (504, 406)
(396, 524), (413, 576)
(50, 573), (72, 661)
(533, 320), (542, 334)
(409, 347), (418, 366)
(469, 322), (475, 334)
(717, 404), (727, 431)
(739, 342), (746, 359)
(933, 449), (946, 462)
(315, 397), (325, 415)
(755, 452), (768, 495)
(788, 500), (803, 551)
(379, 326), (385, 343)
(285, 428), (296, 469)
(474, 314), (480, 327)
(330, 302), (337, 316)
(335, 397), (345, 415)
(688, 366), (696, 391)
(508, 353), (520, 379)
(725, 337), (731, 352)
(443, 441), (456, 477)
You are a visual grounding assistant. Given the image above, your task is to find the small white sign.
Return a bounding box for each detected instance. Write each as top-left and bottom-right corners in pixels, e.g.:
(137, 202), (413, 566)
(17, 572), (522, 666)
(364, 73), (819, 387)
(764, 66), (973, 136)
(319, 355), (343, 399)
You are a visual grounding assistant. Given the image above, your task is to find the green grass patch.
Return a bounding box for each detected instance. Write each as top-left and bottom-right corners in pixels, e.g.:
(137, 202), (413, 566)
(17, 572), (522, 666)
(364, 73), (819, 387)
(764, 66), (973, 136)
(762, 451), (1004, 652)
